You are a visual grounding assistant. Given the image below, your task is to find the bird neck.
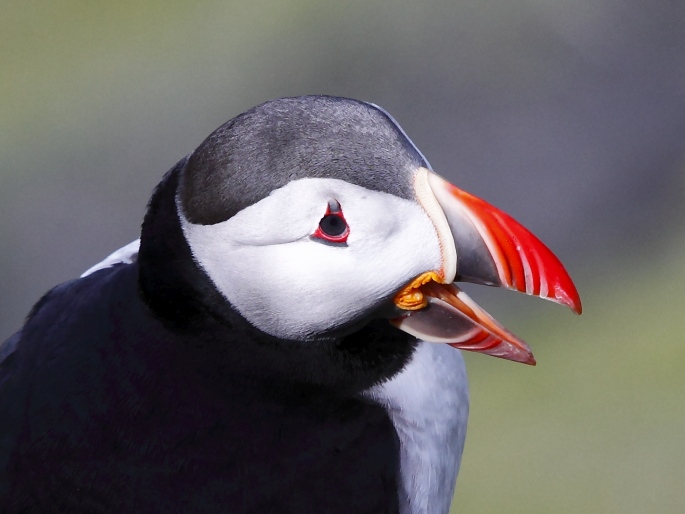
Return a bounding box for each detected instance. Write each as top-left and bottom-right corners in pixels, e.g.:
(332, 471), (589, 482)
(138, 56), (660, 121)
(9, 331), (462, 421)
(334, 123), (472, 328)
(138, 158), (235, 334)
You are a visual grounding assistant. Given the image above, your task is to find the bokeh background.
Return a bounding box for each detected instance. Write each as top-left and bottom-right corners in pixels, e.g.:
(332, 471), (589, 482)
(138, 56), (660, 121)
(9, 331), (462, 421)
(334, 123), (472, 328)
(2, 0), (685, 511)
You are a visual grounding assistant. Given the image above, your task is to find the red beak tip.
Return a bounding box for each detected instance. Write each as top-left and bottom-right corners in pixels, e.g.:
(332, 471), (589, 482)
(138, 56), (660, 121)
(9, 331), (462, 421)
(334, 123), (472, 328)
(564, 296), (583, 315)
(550, 288), (582, 315)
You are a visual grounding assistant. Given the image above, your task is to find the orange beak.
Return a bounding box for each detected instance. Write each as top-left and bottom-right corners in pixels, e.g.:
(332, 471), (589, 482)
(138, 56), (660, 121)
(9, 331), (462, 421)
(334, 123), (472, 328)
(391, 168), (581, 365)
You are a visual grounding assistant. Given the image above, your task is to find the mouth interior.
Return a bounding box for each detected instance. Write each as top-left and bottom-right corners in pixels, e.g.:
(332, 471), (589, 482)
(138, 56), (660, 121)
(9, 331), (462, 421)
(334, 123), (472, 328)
(391, 273), (536, 365)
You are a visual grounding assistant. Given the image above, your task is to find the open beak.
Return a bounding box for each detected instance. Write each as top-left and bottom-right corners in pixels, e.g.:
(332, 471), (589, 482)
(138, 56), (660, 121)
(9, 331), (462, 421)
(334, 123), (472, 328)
(390, 168), (582, 365)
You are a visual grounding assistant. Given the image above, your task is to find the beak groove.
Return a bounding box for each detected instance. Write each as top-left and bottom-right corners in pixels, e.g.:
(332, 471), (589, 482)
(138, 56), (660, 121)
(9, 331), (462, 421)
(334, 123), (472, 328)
(425, 170), (582, 314)
(392, 168), (581, 365)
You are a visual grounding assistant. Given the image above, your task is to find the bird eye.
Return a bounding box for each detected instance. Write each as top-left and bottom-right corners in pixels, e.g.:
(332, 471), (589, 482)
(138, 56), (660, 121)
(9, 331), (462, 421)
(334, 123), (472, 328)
(312, 200), (349, 244)
(319, 214), (347, 237)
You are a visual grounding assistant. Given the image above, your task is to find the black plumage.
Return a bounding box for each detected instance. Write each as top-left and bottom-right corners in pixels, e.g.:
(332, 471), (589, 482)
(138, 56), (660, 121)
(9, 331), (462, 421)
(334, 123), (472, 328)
(1, 94), (580, 514)
(1, 138), (419, 513)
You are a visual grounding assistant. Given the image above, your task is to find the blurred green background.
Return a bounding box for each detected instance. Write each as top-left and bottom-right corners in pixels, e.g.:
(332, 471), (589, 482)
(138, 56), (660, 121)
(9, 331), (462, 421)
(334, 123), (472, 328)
(2, 0), (684, 512)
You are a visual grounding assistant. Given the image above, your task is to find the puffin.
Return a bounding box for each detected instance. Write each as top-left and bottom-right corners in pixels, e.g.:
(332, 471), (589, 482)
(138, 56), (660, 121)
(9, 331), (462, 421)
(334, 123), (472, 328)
(0, 96), (581, 514)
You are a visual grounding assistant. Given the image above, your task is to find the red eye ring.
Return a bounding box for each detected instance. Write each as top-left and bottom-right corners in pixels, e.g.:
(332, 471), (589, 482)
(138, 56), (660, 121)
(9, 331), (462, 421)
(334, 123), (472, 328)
(312, 200), (349, 244)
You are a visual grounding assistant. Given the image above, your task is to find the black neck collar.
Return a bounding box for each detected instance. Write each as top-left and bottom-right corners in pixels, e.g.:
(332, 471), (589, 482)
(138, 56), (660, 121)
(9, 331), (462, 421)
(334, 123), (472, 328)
(137, 159), (417, 394)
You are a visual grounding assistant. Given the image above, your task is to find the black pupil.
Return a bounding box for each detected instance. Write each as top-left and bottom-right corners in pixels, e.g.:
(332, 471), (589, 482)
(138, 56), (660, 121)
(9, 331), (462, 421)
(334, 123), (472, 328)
(319, 214), (347, 237)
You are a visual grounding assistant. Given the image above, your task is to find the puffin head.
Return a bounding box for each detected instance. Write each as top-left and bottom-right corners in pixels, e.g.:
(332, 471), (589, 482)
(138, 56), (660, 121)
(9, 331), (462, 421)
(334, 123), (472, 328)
(142, 96), (580, 372)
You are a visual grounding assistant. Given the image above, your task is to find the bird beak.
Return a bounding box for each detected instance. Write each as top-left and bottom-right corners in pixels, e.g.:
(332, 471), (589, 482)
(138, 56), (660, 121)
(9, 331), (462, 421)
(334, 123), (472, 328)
(390, 168), (582, 365)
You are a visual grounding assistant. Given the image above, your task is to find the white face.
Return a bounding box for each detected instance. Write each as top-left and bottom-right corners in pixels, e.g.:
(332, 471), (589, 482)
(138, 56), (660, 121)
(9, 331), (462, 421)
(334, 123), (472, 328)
(180, 177), (442, 341)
